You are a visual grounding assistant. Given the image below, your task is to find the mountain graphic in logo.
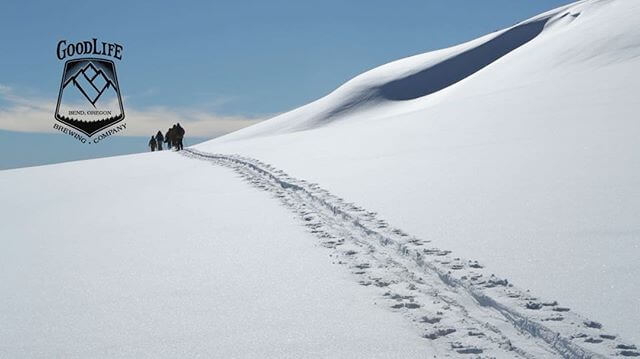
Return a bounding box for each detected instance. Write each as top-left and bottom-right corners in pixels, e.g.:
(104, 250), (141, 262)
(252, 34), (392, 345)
(66, 62), (115, 107)
(55, 58), (125, 137)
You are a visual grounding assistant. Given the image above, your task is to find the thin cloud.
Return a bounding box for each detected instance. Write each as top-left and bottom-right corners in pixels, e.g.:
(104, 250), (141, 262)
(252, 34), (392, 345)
(0, 84), (266, 138)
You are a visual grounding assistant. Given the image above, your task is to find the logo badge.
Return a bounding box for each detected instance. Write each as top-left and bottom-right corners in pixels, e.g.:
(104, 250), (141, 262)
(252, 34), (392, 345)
(55, 58), (125, 137)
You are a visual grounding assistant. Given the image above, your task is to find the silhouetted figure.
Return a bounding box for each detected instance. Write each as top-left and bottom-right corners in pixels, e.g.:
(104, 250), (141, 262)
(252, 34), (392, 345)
(171, 124), (179, 150)
(155, 131), (164, 151)
(149, 136), (157, 152)
(165, 128), (173, 150)
(175, 123), (185, 150)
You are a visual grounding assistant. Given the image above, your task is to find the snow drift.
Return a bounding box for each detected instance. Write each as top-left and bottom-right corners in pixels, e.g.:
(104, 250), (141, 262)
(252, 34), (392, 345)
(198, 0), (640, 344)
(1, 0), (639, 357)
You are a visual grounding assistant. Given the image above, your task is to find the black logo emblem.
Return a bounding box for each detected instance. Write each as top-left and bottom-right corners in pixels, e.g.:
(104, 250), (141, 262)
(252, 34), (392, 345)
(55, 58), (125, 137)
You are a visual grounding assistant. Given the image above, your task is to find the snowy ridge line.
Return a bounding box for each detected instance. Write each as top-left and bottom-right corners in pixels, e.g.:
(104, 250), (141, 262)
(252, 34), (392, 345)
(182, 148), (638, 358)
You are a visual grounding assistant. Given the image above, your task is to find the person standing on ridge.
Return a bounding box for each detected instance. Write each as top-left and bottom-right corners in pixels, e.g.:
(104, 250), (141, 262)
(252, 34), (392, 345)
(165, 128), (173, 150)
(149, 136), (157, 152)
(171, 125), (178, 149)
(155, 131), (164, 151)
(175, 123), (185, 151)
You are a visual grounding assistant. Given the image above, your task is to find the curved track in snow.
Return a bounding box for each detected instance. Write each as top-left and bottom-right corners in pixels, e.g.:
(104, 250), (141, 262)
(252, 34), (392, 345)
(182, 148), (638, 358)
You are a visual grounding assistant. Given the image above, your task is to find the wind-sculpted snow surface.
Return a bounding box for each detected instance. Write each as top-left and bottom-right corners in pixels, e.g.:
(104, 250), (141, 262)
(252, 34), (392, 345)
(197, 0), (640, 342)
(376, 20), (547, 101)
(216, 1), (592, 138)
(183, 149), (638, 358)
(319, 18), (550, 120)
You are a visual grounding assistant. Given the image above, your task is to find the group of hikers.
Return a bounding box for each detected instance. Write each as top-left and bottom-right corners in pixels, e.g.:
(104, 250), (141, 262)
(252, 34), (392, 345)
(149, 123), (185, 151)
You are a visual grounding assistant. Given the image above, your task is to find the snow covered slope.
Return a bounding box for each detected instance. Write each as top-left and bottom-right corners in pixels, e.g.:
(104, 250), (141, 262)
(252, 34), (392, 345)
(2, 0), (639, 357)
(0, 152), (433, 358)
(196, 0), (640, 346)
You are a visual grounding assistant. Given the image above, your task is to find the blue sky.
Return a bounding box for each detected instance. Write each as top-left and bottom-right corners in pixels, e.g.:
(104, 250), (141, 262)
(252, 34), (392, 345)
(0, 0), (573, 169)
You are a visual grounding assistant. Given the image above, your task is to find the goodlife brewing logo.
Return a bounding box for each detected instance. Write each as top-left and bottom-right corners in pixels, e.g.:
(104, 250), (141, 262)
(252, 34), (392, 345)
(54, 39), (126, 143)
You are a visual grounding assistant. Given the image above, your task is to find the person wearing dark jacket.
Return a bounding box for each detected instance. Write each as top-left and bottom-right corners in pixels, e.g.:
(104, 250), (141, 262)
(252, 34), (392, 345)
(175, 123), (185, 150)
(165, 128), (173, 150)
(171, 125), (178, 149)
(149, 136), (157, 152)
(155, 131), (164, 151)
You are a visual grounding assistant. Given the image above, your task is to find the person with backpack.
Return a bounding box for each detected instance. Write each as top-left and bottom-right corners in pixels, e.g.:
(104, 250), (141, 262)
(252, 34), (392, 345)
(175, 123), (185, 151)
(155, 131), (164, 151)
(148, 136), (157, 152)
(165, 128), (173, 150)
(171, 125), (178, 149)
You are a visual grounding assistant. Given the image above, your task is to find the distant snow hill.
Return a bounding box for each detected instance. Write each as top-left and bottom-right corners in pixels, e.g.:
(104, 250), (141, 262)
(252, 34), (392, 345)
(1, 0), (639, 357)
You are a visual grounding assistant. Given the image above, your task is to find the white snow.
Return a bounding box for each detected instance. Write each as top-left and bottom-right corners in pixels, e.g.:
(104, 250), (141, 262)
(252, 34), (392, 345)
(195, 0), (640, 346)
(2, 0), (639, 356)
(0, 152), (433, 358)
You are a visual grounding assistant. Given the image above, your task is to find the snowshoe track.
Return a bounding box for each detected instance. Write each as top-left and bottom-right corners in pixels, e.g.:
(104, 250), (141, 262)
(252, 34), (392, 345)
(183, 148), (637, 358)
